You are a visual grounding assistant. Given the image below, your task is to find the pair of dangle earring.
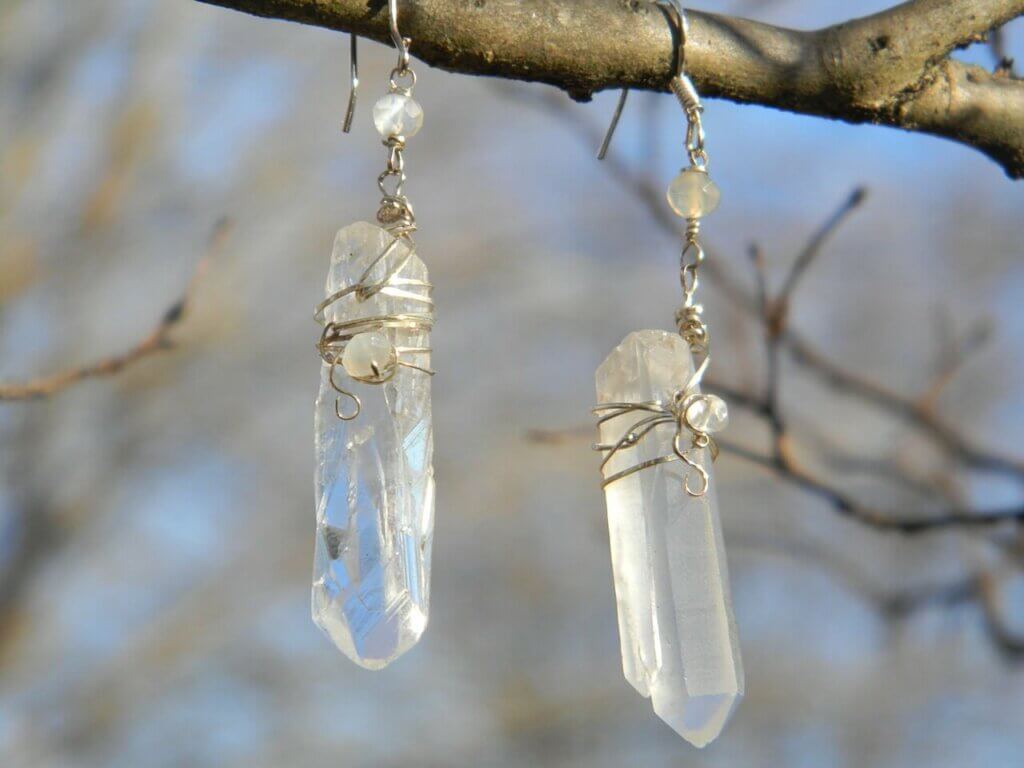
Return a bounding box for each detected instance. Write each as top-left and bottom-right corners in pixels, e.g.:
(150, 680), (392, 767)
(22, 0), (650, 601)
(592, 0), (744, 747)
(311, 0), (436, 670)
(307, 2), (743, 746)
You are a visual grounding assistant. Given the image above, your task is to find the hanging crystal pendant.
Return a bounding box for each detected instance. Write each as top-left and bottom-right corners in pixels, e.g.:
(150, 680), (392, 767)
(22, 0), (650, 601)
(311, 221), (435, 669)
(595, 329), (743, 746)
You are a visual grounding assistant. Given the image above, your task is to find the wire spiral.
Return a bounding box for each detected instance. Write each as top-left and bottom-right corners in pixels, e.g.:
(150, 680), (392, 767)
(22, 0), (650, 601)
(592, 358), (719, 498)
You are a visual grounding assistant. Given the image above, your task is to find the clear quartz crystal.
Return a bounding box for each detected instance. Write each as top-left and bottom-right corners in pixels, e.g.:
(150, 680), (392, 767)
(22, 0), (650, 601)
(312, 221), (434, 669)
(596, 330), (743, 747)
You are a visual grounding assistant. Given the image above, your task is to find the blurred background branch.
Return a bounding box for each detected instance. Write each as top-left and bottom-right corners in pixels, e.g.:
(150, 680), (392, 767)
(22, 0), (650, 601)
(525, 86), (1024, 537)
(199, 0), (1024, 177)
(513, 82), (1024, 656)
(0, 220), (230, 402)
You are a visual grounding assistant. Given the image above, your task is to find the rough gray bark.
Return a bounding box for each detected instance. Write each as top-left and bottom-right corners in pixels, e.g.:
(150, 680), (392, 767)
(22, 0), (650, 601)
(197, 0), (1024, 178)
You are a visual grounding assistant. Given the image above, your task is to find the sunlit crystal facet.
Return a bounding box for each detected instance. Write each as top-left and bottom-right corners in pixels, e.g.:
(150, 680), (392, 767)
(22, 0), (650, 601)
(596, 329), (743, 746)
(312, 221), (434, 669)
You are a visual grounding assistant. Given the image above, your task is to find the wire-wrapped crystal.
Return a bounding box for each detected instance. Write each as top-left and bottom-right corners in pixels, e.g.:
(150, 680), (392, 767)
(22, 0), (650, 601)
(595, 329), (743, 746)
(311, 221), (434, 669)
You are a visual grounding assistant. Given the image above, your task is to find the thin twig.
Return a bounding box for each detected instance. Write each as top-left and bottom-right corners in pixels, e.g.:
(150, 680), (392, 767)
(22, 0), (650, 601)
(749, 244), (785, 439)
(784, 333), (1024, 478)
(919, 317), (993, 415)
(775, 187), (868, 317)
(0, 219), (231, 402)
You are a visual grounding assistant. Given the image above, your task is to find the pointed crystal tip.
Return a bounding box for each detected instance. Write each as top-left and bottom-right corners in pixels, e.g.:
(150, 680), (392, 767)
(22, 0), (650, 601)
(312, 577), (428, 670)
(654, 690), (742, 748)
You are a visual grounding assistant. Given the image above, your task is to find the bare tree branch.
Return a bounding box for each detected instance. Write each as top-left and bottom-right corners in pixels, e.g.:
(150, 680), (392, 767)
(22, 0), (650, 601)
(0, 219), (230, 402)
(528, 174), (1024, 534)
(198, 0), (1024, 177)
(512, 82), (1024, 493)
(783, 333), (1024, 478)
(775, 187), (868, 320)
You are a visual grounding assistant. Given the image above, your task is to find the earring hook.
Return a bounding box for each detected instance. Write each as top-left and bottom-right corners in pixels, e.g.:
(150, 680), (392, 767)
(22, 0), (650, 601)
(597, 0), (688, 159)
(342, 0), (411, 134)
(343, 32), (359, 133)
(388, 0), (411, 62)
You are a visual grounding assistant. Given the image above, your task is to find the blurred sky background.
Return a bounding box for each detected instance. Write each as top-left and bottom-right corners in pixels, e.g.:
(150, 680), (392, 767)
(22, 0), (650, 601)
(1, 0), (1024, 766)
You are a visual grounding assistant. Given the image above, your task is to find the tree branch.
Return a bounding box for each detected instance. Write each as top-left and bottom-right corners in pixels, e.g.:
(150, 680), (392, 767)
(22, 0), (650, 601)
(197, 0), (1024, 177)
(0, 219), (230, 402)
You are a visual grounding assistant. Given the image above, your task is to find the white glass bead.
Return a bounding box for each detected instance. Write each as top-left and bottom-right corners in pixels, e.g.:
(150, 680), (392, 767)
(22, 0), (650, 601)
(685, 394), (729, 433)
(372, 93), (424, 138)
(667, 168), (721, 219)
(342, 331), (397, 382)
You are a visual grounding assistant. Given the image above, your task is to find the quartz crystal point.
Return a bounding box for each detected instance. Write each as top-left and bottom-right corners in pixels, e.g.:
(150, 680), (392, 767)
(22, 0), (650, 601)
(596, 330), (743, 746)
(312, 221), (434, 669)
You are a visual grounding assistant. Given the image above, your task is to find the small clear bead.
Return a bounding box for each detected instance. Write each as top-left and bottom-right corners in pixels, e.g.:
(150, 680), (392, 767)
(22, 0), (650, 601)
(667, 168), (721, 219)
(373, 93), (424, 138)
(685, 395), (729, 434)
(342, 331), (397, 382)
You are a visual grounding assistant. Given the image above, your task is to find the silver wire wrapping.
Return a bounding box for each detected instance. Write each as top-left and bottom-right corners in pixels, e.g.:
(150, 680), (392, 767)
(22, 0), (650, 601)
(315, 0), (432, 422)
(593, 356), (720, 497)
(592, 0), (722, 498)
(313, 225), (434, 421)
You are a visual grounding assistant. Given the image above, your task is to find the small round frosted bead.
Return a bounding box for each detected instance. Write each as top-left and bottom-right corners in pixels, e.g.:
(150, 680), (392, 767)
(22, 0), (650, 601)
(342, 332), (397, 382)
(667, 168), (721, 219)
(373, 93), (423, 138)
(685, 394), (729, 434)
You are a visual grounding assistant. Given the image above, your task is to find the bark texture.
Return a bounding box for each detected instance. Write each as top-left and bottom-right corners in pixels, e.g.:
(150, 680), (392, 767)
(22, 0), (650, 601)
(197, 0), (1024, 176)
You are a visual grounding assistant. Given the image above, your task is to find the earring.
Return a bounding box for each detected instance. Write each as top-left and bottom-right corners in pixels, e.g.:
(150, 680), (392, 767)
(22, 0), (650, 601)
(311, 0), (435, 669)
(592, 1), (743, 747)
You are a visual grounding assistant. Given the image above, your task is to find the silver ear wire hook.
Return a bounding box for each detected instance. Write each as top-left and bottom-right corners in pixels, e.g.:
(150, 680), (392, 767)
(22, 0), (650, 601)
(388, 0), (411, 65)
(597, 0), (688, 159)
(343, 32), (358, 133)
(596, 88), (629, 160)
(342, 0), (410, 134)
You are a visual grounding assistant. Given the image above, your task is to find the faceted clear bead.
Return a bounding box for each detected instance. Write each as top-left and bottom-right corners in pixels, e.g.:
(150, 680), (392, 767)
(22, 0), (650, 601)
(373, 93), (424, 138)
(342, 331), (397, 382)
(685, 394), (729, 434)
(667, 168), (720, 218)
(596, 330), (743, 747)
